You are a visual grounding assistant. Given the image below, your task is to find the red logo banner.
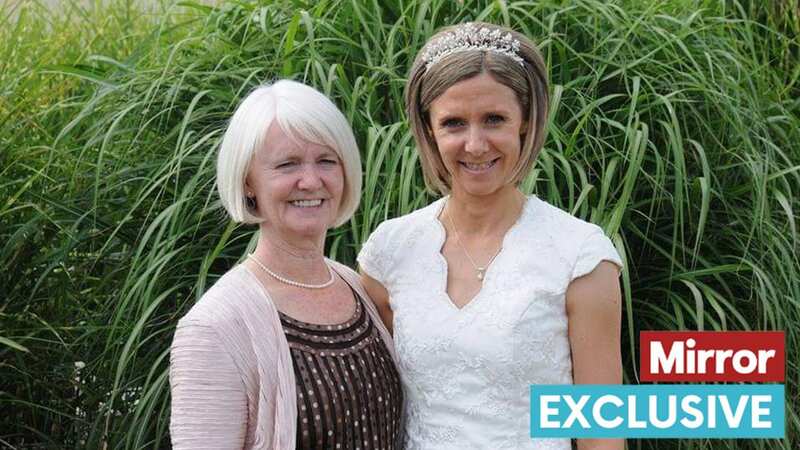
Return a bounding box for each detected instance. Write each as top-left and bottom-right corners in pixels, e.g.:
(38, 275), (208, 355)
(640, 331), (785, 382)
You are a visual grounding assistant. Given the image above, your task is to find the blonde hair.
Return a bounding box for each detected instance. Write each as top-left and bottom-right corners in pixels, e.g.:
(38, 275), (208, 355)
(405, 22), (549, 195)
(216, 79), (361, 227)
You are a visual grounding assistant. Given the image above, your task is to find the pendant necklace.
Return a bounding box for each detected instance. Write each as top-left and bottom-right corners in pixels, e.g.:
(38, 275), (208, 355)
(444, 203), (503, 281)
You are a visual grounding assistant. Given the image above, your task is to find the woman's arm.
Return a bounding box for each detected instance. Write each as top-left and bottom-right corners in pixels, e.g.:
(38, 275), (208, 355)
(360, 270), (393, 334)
(566, 260), (624, 450)
(169, 319), (247, 449)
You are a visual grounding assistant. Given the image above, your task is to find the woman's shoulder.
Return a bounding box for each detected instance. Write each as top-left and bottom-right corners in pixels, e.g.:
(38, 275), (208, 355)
(372, 198), (445, 236)
(526, 196), (622, 278)
(177, 265), (272, 330)
(170, 265), (284, 409)
(527, 196), (605, 239)
(357, 198), (445, 284)
(327, 259), (361, 285)
(361, 198), (445, 254)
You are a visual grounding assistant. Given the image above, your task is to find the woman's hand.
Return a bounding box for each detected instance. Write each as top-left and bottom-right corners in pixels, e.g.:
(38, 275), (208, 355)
(360, 270), (393, 334)
(566, 260), (624, 450)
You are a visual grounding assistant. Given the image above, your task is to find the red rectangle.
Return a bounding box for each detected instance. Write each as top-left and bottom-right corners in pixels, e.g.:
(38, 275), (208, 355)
(640, 331), (784, 382)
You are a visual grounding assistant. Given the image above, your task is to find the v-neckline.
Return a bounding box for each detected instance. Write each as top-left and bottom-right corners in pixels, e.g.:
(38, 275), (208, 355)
(432, 195), (531, 312)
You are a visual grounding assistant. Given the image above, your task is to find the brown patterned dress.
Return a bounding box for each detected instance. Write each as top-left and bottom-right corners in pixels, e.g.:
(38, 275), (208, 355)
(279, 287), (403, 450)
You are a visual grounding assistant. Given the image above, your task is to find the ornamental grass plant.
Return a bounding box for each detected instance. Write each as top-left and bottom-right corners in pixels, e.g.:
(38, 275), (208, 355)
(1, 0), (798, 448)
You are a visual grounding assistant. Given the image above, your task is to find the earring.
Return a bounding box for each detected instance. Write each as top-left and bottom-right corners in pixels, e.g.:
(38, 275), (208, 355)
(245, 193), (256, 209)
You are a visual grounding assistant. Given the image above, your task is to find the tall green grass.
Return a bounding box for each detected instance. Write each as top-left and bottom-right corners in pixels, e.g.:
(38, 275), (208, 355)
(1, 0), (798, 448)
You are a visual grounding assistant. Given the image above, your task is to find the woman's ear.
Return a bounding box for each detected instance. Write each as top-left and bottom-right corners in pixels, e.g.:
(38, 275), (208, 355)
(243, 177), (254, 198)
(243, 178), (257, 210)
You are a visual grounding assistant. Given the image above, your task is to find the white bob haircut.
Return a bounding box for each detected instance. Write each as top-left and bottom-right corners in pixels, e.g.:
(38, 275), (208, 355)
(216, 79), (362, 227)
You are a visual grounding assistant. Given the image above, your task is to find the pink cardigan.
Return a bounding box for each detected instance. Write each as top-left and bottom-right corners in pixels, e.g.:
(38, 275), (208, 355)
(169, 260), (400, 449)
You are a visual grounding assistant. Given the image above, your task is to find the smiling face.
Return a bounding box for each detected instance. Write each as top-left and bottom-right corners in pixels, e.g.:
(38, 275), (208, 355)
(427, 72), (526, 199)
(245, 122), (344, 242)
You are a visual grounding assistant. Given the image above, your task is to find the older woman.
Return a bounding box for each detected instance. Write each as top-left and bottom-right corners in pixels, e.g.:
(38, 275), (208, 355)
(358, 23), (623, 449)
(170, 80), (403, 450)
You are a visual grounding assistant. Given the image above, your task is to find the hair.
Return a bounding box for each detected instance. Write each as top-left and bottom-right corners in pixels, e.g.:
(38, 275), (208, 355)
(216, 79), (362, 227)
(405, 22), (549, 195)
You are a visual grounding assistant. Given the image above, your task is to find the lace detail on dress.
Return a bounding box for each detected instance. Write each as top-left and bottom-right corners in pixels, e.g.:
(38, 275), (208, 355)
(358, 196), (622, 450)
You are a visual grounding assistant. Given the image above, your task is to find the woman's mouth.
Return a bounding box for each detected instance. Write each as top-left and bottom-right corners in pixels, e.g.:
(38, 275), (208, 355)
(289, 199), (324, 208)
(460, 158), (499, 173)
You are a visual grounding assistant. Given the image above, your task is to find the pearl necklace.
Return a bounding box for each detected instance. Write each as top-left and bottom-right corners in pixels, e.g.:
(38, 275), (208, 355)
(248, 254), (335, 289)
(444, 204), (502, 281)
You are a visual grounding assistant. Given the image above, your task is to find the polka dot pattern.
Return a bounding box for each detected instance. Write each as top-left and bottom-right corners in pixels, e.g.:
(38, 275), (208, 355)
(280, 288), (403, 449)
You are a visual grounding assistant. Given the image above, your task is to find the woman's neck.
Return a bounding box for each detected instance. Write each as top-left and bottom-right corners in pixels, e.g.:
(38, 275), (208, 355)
(249, 227), (330, 282)
(444, 186), (526, 237)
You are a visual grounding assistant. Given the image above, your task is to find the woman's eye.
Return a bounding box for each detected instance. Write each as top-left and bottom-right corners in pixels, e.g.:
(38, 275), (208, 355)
(486, 114), (505, 125)
(320, 158), (339, 165)
(276, 161), (296, 169)
(441, 118), (465, 128)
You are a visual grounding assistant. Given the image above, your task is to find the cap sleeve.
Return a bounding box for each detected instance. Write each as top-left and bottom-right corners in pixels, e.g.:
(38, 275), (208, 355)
(570, 226), (623, 281)
(357, 221), (389, 285)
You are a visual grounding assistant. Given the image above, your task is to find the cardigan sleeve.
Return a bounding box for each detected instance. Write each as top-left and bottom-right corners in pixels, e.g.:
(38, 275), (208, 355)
(169, 316), (248, 449)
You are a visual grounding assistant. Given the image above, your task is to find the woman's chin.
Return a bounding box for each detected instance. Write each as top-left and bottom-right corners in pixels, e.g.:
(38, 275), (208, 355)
(452, 179), (508, 198)
(280, 217), (332, 239)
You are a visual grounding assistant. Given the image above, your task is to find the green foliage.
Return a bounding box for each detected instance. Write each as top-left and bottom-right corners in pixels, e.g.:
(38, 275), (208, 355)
(1, 0), (798, 448)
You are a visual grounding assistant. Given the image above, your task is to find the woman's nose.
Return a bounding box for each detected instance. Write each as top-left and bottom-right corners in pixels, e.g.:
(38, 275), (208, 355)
(297, 165), (323, 190)
(464, 127), (488, 155)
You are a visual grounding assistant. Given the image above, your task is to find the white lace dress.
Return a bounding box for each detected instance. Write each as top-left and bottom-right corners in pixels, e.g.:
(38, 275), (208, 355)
(357, 196), (623, 450)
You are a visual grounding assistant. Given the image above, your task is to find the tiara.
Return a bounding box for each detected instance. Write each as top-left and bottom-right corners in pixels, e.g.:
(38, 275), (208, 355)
(420, 23), (524, 70)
